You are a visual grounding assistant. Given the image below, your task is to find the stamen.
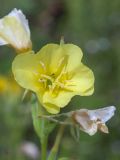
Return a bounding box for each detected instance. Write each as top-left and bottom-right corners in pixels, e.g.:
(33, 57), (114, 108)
(48, 85), (52, 92)
(33, 71), (39, 76)
(67, 84), (76, 87)
(38, 78), (47, 89)
(56, 66), (66, 81)
(64, 80), (76, 87)
(56, 81), (65, 88)
(57, 57), (65, 68)
(41, 74), (53, 81)
(39, 61), (46, 71)
(62, 70), (67, 74)
(49, 83), (56, 94)
(64, 80), (74, 83)
(38, 79), (46, 83)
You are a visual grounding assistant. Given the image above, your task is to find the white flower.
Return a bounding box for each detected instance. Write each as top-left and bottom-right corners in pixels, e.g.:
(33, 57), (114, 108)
(72, 106), (116, 136)
(0, 8), (32, 52)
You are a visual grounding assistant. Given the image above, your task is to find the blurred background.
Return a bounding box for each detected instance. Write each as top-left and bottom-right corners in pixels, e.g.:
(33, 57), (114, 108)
(0, 0), (120, 159)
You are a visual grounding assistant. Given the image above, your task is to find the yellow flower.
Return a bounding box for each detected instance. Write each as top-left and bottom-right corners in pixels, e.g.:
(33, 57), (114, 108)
(0, 75), (21, 95)
(12, 43), (94, 114)
(0, 8), (32, 52)
(0, 76), (8, 93)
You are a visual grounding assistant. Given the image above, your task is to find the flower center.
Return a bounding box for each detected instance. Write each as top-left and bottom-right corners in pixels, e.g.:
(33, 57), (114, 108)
(33, 57), (75, 95)
(39, 72), (66, 93)
(37, 58), (70, 94)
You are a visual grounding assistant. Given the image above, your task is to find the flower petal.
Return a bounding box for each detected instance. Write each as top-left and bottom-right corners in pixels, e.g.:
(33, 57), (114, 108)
(73, 109), (98, 135)
(66, 63), (94, 95)
(42, 90), (75, 109)
(0, 8), (32, 52)
(98, 123), (109, 133)
(9, 8), (30, 36)
(88, 106), (116, 123)
(0, 37), (8, 45)
(12, 51), (44, 92)
(36, 92), (60, 114)
(37, 43), (83, 74)
(44, 103), (60, 114)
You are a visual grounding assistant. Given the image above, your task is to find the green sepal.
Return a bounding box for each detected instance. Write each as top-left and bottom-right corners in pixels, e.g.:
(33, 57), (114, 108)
(31, 94), (56, 140)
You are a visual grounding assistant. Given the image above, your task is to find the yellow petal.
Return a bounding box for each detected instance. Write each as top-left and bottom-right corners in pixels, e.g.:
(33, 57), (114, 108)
(36, 92), (60, 114)
(42, 90), (75, 108)
(44, 103), (60, 114)
(12, 51), (44, 92)
(37, 43), (83, 74)
(0, 8), (32, 52)
(66, 63), (94, 96)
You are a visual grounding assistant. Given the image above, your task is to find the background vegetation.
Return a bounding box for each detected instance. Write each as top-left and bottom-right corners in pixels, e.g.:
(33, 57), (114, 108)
(0, 0), (120, 159)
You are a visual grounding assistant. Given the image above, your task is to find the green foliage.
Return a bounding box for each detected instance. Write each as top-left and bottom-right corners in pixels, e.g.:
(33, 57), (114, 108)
(58, 158), (69, 160)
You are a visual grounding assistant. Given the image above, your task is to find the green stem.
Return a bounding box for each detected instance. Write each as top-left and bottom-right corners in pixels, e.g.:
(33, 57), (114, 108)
(31, 100), (49, 160)
(48, 124), (65, 160)
(41, 135), (48, 160)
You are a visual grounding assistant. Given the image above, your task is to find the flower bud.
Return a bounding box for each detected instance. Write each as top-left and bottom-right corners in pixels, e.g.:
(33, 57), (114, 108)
(0, 8), (32, 52)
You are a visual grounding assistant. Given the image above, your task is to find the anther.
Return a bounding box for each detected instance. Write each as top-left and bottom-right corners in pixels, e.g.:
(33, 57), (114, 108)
(38, 78), (46, 83)
(56, 81), (65, 88)
(41, 74), (53, 81)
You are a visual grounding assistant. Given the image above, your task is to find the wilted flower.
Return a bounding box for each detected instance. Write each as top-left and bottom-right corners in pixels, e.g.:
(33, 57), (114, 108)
(71, 106), (116, 135)
(0, 8), (32, 52)
(12, 43), (94, 114)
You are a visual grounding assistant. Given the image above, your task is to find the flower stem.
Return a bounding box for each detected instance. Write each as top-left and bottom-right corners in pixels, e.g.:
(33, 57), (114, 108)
(41, 135), (48, 160)
(48, 124), (65, 160)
